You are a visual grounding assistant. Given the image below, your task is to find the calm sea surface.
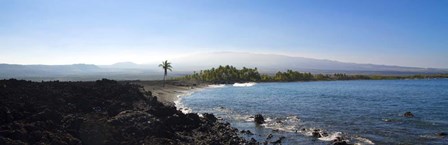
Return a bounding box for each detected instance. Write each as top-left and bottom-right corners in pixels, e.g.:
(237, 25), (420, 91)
(178, 79), (448, 144)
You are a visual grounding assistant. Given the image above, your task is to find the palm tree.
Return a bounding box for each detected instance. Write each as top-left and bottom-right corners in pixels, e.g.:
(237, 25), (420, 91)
(159, 60), (172, 87)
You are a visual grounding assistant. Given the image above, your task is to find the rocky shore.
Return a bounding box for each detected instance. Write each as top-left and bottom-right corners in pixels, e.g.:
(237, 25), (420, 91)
(0, 79), (256, 145)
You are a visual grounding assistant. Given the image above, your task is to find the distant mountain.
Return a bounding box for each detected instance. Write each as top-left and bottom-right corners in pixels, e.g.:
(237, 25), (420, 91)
(109, 62), (141, 68)
(1, 52), (447, 81)
(100, 62), (151, 69)
(170, 52), (448, 75)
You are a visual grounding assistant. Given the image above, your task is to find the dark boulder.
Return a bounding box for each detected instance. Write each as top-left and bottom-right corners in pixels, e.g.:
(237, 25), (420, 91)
(266, 133), (273, 140)
(249, 138), (257, 144)
(148, 105), (178, 117)
(437, 132), (447, 137)
(202, 113), (217, 123)
(312, 129), (322, 138)
(254, 114), (265, 124)
(332, 136), (349, 145)
(240, 130), (254, 135)
(185, 113), (201, 126)
(332, 141), (349, 145)
(403, 112), (414, 117)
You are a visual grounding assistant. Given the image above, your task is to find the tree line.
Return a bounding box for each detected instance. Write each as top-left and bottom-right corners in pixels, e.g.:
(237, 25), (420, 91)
(177, 65), (448, 83)
(180, 65), (261, 84)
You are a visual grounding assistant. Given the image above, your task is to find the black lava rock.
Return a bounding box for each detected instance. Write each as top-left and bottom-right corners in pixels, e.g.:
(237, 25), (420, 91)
(312, 129), (322, 138)
(202, 113), (217, 123)
(266, 134), (273, 140)
(403, 112), (414, 117)
(0, 79), (255, 145)
(254, 114), (265, 124)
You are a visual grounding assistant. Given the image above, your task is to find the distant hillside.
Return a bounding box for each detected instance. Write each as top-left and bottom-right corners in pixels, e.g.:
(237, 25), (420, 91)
(170, 52), (448, 75)
(99, 62), (153, 69)
(1, 52), (447, 81)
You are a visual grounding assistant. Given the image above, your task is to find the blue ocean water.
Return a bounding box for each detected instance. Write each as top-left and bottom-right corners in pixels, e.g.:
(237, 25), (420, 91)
(179, 79), (448, 144)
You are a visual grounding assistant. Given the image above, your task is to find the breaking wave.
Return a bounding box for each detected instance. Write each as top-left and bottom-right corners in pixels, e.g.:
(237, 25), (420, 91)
(233, 82), (256, 87)
(208, 84), (226, 88)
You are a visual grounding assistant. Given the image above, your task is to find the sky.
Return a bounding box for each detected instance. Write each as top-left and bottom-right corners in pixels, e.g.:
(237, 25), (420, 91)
(0, 0), (447, 68)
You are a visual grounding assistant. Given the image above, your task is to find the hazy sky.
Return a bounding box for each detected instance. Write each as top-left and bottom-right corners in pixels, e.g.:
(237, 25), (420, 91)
(0, 0), (447, 68)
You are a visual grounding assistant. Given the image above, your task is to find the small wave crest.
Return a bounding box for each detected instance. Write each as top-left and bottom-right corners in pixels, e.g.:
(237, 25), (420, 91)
(317, 131), (343, 141)
(233, 82), (256, 87)
(208, 84), (226, 88)
(174, 96), (192, 114)
(213, 107), (255, 121)
(173, 90), (201, 114)
(262, 115), (301, 132)
(354, 137), (375, 145)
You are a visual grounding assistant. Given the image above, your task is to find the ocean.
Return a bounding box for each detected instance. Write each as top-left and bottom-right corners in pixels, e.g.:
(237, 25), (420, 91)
(177, 79), (448, 144)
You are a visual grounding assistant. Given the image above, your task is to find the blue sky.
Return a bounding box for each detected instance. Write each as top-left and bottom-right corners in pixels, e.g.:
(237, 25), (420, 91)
(0, 0), (447, 68)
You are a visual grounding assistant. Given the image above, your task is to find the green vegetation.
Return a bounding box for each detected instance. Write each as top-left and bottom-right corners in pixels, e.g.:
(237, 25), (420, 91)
(181, 65), (260, 84)
(158, 60), (173, 87)
(178, 65), (448, 83)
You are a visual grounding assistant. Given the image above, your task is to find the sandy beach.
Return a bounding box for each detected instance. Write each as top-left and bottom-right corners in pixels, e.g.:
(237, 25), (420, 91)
(129, 80), (208, 105)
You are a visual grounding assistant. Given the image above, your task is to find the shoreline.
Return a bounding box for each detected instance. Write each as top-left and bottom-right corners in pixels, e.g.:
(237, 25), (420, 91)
(167, 79), (448, 144)
(129, 80), (209, 106)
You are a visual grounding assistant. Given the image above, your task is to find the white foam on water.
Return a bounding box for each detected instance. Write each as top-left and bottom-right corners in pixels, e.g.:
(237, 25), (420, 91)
(235, 114), (255, 122)
(299, 127), (319, 137)
(208, 84), (226, 88)
(298, 128), (375, 145)
(261, 116), (301, 132)
(174, 96), (192, 114)
(244, 117), (255, 122)
(354, 137), (375, 145)
(233, 82), (256, 87)
(213, 109), (257, 122)
(174, 83), (233, 115)
(318, 132), (343, 141)
(264, 117), (273, 122)
(173, 88), (204, 114)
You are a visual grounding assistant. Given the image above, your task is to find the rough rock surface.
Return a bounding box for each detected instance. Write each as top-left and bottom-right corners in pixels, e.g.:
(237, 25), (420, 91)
(0, 79), (255, 145)
(254, 114), (265, 124)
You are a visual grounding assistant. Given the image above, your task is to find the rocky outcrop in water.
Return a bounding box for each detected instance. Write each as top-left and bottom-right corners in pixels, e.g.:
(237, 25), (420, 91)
(254, 114), (265, 124)
(403, 112), (414, 117)
(437, 132), (447, 137)
(266, 134), (273, 140)
(311, 129), (322, 138)
(240, 130), (254, 135)
(0, 79), (254, 145)
(332, 140), (349, 145)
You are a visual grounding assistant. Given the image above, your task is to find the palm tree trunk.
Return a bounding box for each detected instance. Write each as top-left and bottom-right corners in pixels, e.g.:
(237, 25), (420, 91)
(163, 75), (166, 87)
(163, 69), (167, 87)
